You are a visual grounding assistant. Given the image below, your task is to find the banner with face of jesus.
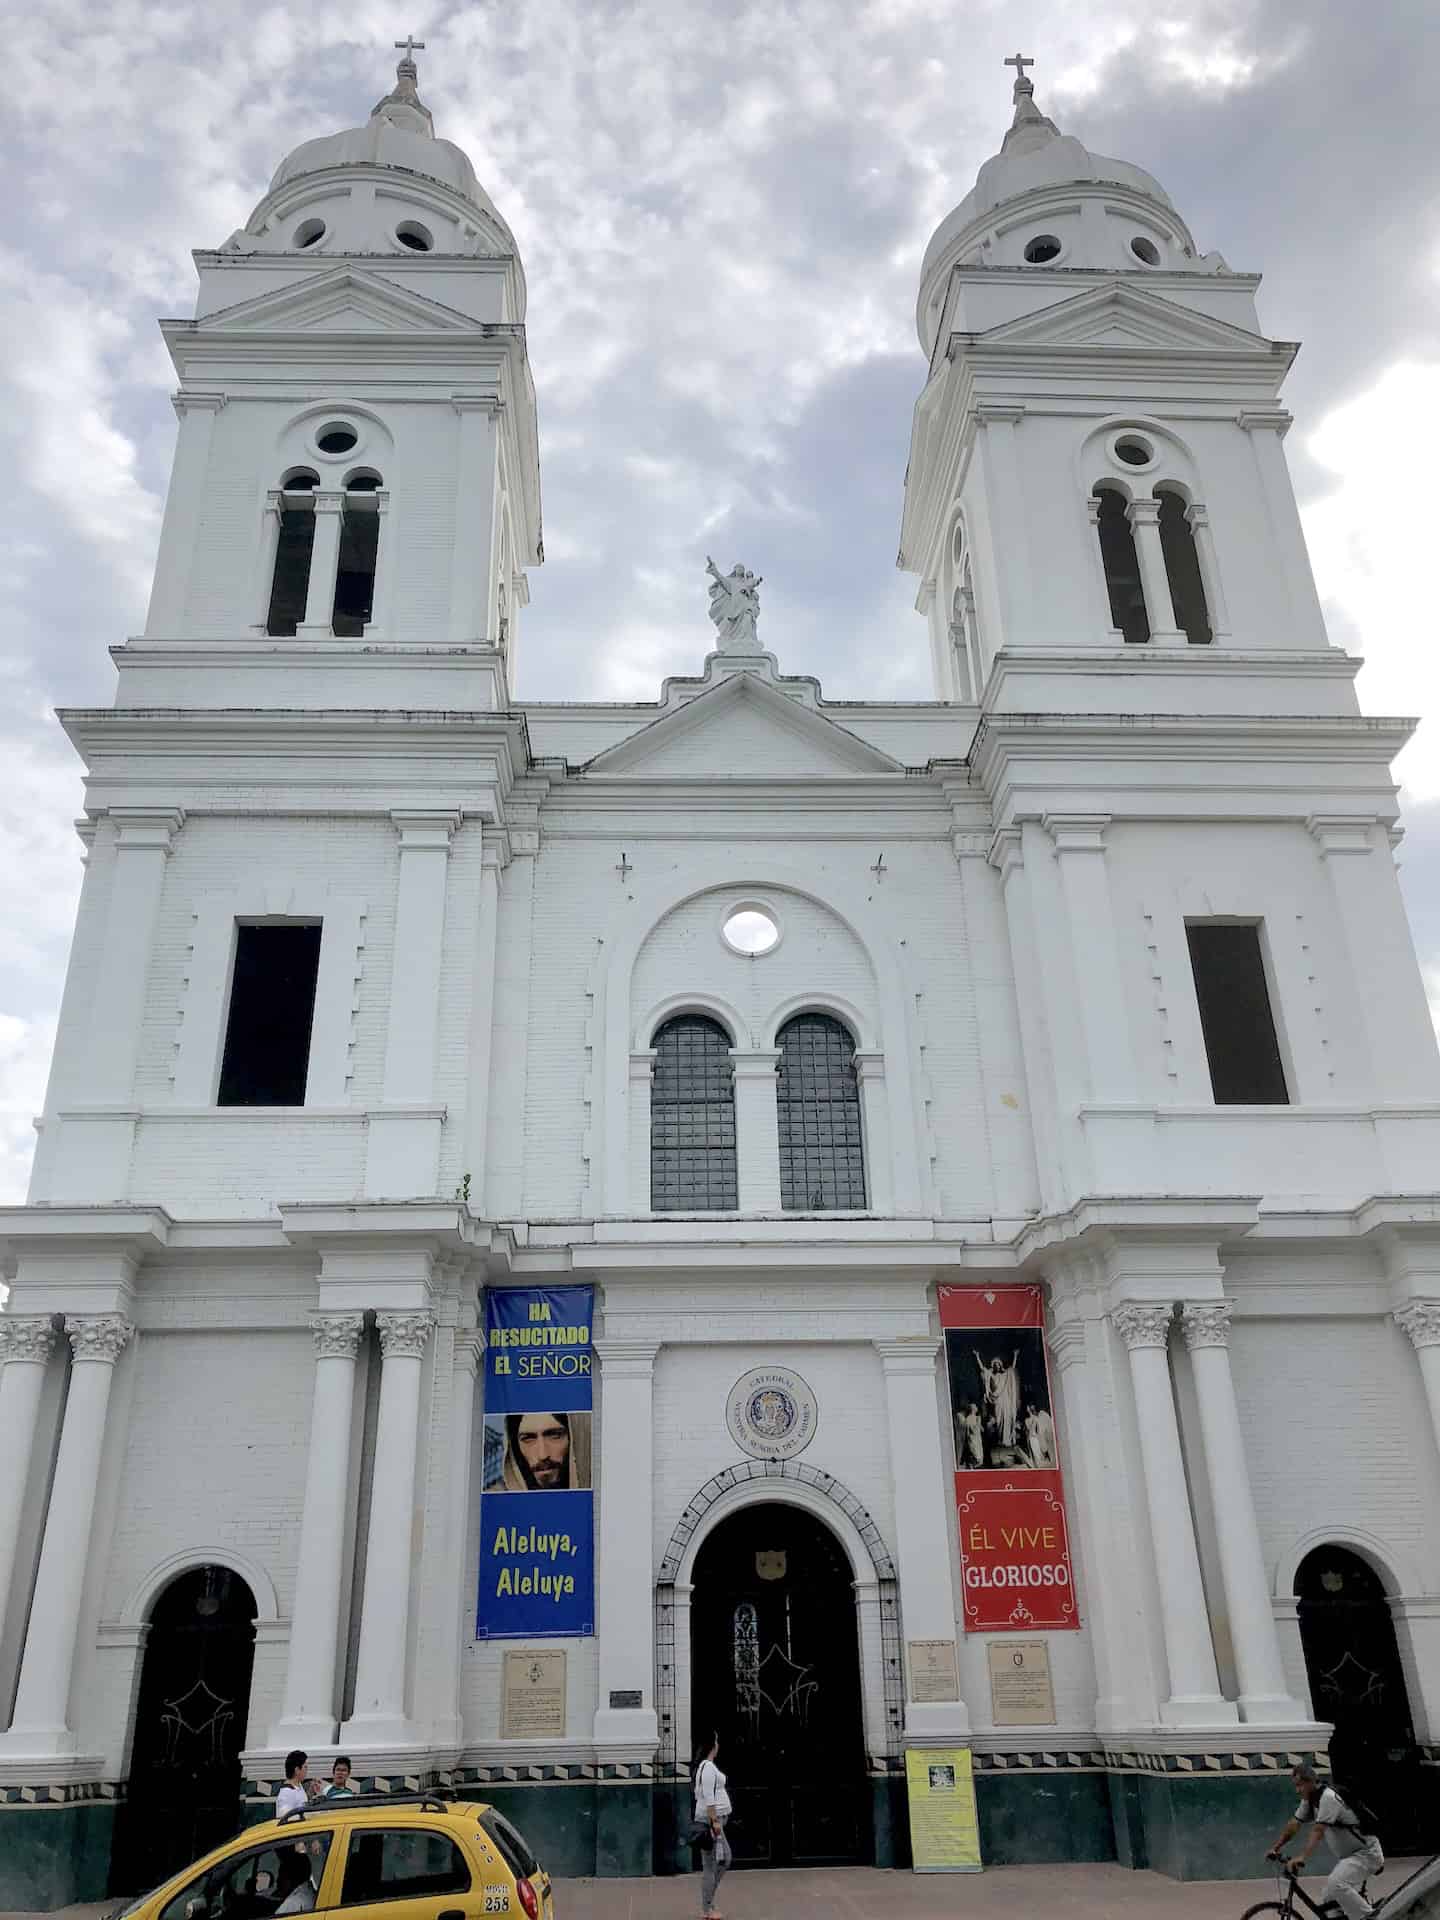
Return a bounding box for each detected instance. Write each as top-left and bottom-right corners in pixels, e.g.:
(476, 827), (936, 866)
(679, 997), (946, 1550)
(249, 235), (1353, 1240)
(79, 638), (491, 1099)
(938, 1285), (1079, 1634)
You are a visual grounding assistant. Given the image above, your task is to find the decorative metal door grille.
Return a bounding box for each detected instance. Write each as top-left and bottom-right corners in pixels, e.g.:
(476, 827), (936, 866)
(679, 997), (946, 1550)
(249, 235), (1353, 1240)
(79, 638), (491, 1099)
(651, 1016), (738, 1211)
(777, 1014), (866, 1211)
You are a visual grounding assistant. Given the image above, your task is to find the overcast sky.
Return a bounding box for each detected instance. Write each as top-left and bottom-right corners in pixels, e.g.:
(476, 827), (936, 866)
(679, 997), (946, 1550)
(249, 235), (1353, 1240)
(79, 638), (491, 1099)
(2, 0), (1437, 1201)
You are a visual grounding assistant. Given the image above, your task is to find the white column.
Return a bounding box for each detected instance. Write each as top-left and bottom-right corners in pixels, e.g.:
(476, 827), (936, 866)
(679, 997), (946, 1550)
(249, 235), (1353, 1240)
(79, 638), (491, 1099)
(433, 1325), (481, 1747)
(593, 1340), (659, 1747)
(366, 811), (460, 1198)
(1111, 1303), (1236, 1727)
(268, 1312), (365, 1748)
(1180, 1303), (1309, 1725)
(1308, 818), (1440, 1104)
(730, 1049), (781, 1212)
(974, 405), (1035, 650)
(251, 490), (285, 632)
(1395, 1303), (1440, 1463)
(0, 1315), (132, 1754)
(990, 828), (1066, 1209)
(449, 396), (501, 643)
(854, 1051), (892, 1213)
(341, 1310), (434, 1748)
(144, 391), (225, 636)
(1045, 815), (1137, 1104)
(1185, 504), (1231, 640)
(297, 490), (345, 637)
(0, 1318), (58, 1639)
(628, 1050), (657, 1213)
(876, 1338), (970, 1739)
(1127, 497), (1184, 646)
(85, 809), (184, 1105)
(463, 841), (503, 1203)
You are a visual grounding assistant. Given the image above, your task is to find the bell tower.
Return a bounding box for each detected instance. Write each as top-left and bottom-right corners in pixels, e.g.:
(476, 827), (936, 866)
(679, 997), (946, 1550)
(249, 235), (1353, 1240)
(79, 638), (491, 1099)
(135, 43), (540, 711)
(899, 60), (1331, 710)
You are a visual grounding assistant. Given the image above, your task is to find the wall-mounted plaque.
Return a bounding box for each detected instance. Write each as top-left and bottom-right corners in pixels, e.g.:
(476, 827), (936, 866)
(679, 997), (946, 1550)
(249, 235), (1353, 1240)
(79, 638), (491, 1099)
(501, 1648), (567, 1739)
(907, 1638), (960, 1703)
(987, 1639), (1055, 1726)
(608, 1689), (642, 1710)
(726, 1366), (818, 1462)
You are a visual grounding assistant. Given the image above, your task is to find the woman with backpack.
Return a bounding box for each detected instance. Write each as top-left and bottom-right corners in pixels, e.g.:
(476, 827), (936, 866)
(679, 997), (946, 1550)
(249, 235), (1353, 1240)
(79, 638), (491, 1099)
(692, 1730), (732, 1918)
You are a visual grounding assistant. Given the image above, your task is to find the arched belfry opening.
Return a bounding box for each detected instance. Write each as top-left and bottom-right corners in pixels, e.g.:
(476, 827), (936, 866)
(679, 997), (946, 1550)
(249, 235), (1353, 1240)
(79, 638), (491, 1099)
(114, 1566), (258, 1892)
(1294, 1545), (1425, 1850)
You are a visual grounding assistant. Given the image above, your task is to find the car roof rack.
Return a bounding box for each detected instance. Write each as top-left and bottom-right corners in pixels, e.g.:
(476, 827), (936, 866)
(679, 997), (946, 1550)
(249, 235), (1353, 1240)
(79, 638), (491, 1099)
(278, 1790), (458, 1823)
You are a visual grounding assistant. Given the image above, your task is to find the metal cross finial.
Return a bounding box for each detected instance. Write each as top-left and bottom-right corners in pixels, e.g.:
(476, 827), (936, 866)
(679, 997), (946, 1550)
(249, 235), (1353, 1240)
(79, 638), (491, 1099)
(1004, 51), (1035, 85)
(395, 34), (426, 61)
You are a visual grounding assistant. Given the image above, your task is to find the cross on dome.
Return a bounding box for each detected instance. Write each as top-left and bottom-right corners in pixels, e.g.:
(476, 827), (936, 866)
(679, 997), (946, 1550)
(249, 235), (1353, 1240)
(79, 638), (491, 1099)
(1004, 51), (1035, 86)
(394, 33), (426, 67)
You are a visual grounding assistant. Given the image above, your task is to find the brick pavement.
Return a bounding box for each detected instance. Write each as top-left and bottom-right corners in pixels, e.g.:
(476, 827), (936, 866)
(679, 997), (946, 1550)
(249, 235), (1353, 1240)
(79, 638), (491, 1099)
(14, 1856), (1426, 1920)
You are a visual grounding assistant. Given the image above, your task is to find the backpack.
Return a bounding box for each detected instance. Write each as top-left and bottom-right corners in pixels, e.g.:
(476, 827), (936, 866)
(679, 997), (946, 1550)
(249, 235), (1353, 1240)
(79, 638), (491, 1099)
(1329, 1785), (1382, 1846)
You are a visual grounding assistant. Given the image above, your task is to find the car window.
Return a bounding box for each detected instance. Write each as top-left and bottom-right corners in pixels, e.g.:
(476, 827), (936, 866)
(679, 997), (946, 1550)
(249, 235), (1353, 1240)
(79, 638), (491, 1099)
(340, 1828), (471, 1905)
(477, 1812), (537, 1880)
(158, 1834), (332, 1920)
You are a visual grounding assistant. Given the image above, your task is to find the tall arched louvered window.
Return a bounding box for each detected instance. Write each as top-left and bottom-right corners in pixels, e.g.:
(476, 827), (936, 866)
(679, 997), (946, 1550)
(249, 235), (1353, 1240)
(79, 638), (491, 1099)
(1092, 485), (1150, 644)
(1155, 488), (1212, 645)
(332, 471), (383, 637)
(265, 470), (319, 637)
(650, 1015), (737, 1211)
(777, 1013), (867, 1211)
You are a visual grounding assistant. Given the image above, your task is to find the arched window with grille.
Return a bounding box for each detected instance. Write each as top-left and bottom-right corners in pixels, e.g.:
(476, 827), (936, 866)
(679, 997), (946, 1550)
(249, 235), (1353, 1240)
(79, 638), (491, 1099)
(1155, 487), (1212, 644)
(777, 1013), (867, 1211)
(650, 1015), (737, 1211)
(1092, 485), (1150, 644)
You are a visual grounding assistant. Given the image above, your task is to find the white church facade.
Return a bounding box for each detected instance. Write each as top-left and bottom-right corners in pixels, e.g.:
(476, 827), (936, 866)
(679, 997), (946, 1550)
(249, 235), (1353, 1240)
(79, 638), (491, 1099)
(2, 47), (1440, 1907)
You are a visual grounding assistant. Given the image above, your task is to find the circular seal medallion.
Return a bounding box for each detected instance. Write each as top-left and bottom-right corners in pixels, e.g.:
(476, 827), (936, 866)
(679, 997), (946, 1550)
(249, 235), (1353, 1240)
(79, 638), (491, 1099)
(726, 1366), (818, 1462)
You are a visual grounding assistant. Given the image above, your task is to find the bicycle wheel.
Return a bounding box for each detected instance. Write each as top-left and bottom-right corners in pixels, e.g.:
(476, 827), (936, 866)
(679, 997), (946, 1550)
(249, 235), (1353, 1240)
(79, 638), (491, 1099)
(1239, 1905), (1290, 1920)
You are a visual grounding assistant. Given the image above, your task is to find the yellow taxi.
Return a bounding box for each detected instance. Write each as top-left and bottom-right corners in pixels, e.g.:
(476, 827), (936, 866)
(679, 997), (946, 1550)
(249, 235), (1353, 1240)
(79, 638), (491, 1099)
(109, 1793), (555, 1920)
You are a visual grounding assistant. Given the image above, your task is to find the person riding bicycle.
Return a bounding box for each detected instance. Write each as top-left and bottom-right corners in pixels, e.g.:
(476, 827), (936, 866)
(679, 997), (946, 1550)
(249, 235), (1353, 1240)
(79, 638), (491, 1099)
(1267, 1763), (1384, 1920)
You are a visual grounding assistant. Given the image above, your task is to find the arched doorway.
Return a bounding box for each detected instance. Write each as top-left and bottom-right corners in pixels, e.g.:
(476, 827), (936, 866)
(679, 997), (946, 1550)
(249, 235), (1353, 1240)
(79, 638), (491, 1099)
(115, 1566), (258, 1891)
(1295, 1545), (1425, 1851)
(691, 1501), (868, 1868)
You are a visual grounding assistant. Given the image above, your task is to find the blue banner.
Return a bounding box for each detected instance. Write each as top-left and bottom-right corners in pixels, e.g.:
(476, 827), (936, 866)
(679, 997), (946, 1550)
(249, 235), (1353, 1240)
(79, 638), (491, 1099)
(477, 1286), (595, 1639)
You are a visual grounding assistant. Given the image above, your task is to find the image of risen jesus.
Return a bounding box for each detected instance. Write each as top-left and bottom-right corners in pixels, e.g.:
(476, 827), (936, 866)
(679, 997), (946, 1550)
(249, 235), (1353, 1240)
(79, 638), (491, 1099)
(977, 1349), (1021, 1451)
(486, 1411), (592, 1492)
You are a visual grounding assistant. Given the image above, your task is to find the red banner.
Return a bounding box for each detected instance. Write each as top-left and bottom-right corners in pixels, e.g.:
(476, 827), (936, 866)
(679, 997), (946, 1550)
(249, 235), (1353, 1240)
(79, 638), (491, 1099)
(938, 1284), (1079, 1633)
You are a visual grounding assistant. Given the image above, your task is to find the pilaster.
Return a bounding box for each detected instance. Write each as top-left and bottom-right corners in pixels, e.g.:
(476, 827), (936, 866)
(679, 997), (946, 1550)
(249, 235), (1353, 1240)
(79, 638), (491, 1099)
(729, 1049), (782, 1212)
(1184, 503), (1231, 640)
(143, 392), (225, 635)
(593, 1341), (660, 1750)
(1043, 815), (1137, 1106)
(0, 1319), (59, 1648)
(297, 489), (345, 637)
(1126, 497), (1183, 646)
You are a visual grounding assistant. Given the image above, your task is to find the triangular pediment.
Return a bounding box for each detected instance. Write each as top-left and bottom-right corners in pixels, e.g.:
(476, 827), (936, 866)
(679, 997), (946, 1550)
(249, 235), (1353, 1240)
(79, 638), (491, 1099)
(583, 670), (904, 778)
(193, 267), (474, 336)
(976, 282), (1272, 354)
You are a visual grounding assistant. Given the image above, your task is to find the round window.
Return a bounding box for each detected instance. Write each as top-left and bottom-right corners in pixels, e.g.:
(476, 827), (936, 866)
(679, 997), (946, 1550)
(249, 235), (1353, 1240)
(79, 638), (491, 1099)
(722, 906), (780, 957)
(1023, 234), (1062, 264)
(294, 217), (326, 249)
(396, 220), (434, 253)
(1130, 236), (1161, 266)
(1113, 434), (1155, 468)
(315, 422), (359, 456)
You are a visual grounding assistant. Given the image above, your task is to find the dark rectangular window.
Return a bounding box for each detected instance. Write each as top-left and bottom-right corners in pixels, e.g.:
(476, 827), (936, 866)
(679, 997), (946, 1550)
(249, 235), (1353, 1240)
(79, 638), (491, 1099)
(332, 506), (379, 637)
(217, 923), (322, 1107)
(1186, 921), (1289, 1105)
(265, 508), (316, 636)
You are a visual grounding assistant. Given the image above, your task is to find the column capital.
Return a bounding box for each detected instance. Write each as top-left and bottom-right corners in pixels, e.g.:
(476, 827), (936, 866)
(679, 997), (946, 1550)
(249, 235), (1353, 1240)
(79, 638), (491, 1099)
(171, 390), (227, 417)
(390, 809), (462, 850)
(592, 1339), (659, 1375)
(628, 1048), (657, 1085)
(1126, 496), (1163, 528)
(987, 825), (1024, 879)
(1045, 1317), (1089, 1370)
(107, 806), (185, 852)
(1112, 1301), (1173, 1351)
(1043, 813), (1111, 856)
(1183, 501), (1211, 530)
(310, 1310), (365, 1360)
(1236, 407), (1292, 437)
(454, 1326), (484, 1373)
(451, 393), (505, 417)
(974, 403), (1025, 425)
(67, 1313), (133, 1364)
(728, 1048), (782, 1079)
(874, 1335), (941, 1372)
(852, 1049), (886, 1084)
(1306, 814), (1378, 857)
(1395, 1301), (1440, 1351)
(1180, 1301), (1233, 1351)
(0, 1315), (58, 1364)
(376, 1309), (435, 1359)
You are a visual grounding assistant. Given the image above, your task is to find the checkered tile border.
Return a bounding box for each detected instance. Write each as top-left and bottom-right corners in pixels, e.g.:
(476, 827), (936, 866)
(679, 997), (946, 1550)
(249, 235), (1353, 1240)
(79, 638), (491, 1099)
(0, 1780), (125, 1805)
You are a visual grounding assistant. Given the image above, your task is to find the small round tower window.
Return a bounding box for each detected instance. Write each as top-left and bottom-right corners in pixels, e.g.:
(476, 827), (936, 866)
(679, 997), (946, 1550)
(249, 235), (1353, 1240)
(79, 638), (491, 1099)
(1114, 435), (1155, 468)
(294, 218), (326, 249)
(316, 423), (359, 455)
(1130, 236), (1162, 266)
(1023, 234), (1062, 264)
(396, 221), (434, 252)
(722, 906), (781, 957)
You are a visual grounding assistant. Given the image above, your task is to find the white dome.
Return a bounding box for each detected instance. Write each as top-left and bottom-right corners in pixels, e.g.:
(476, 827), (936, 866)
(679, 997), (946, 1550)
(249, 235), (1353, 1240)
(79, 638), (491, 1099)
(917, 77), (1208, 354)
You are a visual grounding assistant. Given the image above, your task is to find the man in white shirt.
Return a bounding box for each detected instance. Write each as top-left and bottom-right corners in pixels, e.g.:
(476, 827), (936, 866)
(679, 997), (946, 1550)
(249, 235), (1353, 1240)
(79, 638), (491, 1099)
(276, 1750), (310, 1819)
(1269, 1764), (1383, 1920)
